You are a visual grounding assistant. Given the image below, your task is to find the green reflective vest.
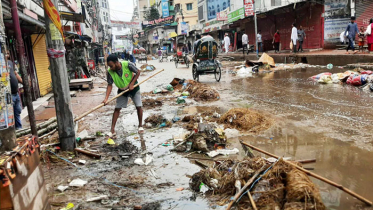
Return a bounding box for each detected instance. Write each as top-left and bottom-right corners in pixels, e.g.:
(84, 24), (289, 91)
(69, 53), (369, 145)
(108, 61), (139, 95)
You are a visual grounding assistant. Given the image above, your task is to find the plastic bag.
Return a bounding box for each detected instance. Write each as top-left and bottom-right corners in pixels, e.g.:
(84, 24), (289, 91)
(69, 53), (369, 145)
(310, 72), (332, 80)
(237, 67), (253, 77)
(346, 74), (368, 86)
(318, 75), (332, 84)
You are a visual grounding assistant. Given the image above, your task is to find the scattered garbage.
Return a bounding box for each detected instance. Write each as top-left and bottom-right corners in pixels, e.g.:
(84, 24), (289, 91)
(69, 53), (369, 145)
(134, 154), (153, 166)
(327, 63), (333, 69)
(176, 97), (186, 104)
(86, 195), (109, 202)
(140, 64), (156, 71)
(181, 91), (190, 96)
(176, 187), (184, 191)
(145, 114), (171, 128)
(207, 148), (240, 158)
(78, 130), (89, 139)
(143, 98), (163, 108)
(78, 160), (86, 165)
(236, 67), (253, 77)
(107, 138), (115, 145)
(184, 80), (220, 101)
(69, 179), (88, 187)
(57, 185), (69, 192)
(219, 108), (273, 133)
(60, 203), (74, 210)
(189, 158), (326, 209)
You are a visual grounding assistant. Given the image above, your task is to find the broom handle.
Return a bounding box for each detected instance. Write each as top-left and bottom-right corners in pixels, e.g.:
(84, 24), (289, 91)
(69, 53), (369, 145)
(240, 141), (373, 206)
(74, 69), (164, 122)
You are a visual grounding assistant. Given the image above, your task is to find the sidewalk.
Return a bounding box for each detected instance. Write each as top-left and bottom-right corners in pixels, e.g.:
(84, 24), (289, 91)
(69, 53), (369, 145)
(219, 49), (373, 66)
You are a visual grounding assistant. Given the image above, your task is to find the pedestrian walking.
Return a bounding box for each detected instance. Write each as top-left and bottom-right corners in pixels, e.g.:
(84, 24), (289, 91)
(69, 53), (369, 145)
(364, 18), (373, 54)
(224, 33), (230, 53)
(6, 51), (23, 130)
(103, 54), (144, 137)
(273, 30), (280, 53)
(344, 16), (359, 54)
(242, 32), (249, 55)
(291, 23), (298, 53)
(358, 26), (365, 53)
(297, 26), (306, 52)
(188, 41), (192, 53)
(257, 31), (263, 52)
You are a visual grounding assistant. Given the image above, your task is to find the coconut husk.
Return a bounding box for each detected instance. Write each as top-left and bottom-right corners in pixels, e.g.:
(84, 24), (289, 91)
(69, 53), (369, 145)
(186, 80), (220, 101)
(219, 108), (273, 133)
(285, 169), (326, 210)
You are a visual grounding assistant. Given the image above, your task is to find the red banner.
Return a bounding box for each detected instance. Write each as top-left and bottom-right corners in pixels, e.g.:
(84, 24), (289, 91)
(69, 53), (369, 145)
(43, 0), (65, 41)
(244, 0), (254, 17)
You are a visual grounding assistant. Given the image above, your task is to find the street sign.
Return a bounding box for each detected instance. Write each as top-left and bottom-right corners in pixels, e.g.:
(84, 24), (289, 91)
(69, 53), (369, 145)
(162, 0), (169, 17)
(244, 0), (254, 17)
(228, 7), (245, 23)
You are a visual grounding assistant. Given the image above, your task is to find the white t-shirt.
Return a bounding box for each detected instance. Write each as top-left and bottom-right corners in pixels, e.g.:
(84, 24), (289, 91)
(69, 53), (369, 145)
(242, 34), (248, 44)
(257, 34), (262, 43)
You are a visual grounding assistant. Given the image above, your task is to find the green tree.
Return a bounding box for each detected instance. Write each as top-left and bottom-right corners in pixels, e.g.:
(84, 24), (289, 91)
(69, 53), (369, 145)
(144, 5), (160, 21)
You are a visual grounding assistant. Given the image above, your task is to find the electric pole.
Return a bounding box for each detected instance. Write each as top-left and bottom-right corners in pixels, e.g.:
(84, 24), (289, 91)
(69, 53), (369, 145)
(43, 0), (76, 151)
(253, 0), (259, 58)
(10, 0), (38, 137)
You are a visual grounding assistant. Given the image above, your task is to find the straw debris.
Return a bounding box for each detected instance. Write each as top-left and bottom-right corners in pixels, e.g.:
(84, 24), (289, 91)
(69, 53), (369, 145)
(219, 108), (273, 133)
(185, 80), (220, 101)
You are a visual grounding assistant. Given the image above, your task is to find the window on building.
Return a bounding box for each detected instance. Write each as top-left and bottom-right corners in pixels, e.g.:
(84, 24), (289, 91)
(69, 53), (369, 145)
(198, 6), (204, 21)
(271, 0), (281, 6)
(186, 3), (192, 10)
(169, 0), (174, 6)
(175, 4), (180, 13)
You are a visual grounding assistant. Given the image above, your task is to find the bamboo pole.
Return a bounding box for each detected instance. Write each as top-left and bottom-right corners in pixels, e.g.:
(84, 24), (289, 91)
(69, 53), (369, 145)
(247, 191), (257, 210)
(240, 141), (373, 206)
(226, 165), (267, 210)
(74, 69), (164, 122)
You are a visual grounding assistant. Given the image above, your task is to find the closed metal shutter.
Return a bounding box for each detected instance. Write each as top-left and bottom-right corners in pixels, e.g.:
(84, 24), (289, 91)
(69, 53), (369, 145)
(356, 0), (373, 28)
(31, 34), (51, 96)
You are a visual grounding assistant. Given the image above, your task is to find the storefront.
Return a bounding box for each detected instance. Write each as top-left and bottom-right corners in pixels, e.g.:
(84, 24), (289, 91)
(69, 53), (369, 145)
(31, 34), (51, 96)
(242, 2), (324, 51)
(356, 0), (373, 32)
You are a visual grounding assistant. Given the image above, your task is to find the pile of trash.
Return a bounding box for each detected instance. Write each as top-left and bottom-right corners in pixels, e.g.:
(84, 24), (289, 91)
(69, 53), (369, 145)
(219, 108), (273, 133)
(310, 69), (373, 87)
(140, 64), (156, 71)
(181, 111), (221, 131)
(184, 80), (220, 101)
(189, 158), (326, 210)
(142, 98), (163, 109)
(144, 114), (171, 128)
(172, 123), (227, 153)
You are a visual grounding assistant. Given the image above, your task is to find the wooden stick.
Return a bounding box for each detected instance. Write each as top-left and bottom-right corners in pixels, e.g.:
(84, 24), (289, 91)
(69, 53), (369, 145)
(74, 69), (164, 122)
(247, 191), (258, 210)
(75, 148), (101, 159)
(194, 160), (208, 169)
(226, 165), (267, 210)
(297, 159), (316, 164)
(240, 141), (373, 206)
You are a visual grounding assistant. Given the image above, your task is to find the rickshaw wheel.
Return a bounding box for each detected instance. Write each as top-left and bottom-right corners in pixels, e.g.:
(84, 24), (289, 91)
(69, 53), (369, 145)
(175, 60), (178, 68)
(215, 66), (221, 82)
(193, 65), (199, 81)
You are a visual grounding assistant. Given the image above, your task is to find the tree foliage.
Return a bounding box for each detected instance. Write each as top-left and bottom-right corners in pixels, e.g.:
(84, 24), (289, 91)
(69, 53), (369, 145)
(144, 5), (160, 21)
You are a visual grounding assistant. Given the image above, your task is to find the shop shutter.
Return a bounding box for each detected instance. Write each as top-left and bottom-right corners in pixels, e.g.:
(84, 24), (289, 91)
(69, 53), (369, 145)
(356, 0), (373, 29)
(31, 34), (51, 96)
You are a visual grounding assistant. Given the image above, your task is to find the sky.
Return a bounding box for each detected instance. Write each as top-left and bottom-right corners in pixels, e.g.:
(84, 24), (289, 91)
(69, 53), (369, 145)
(108, 0), (134, 22)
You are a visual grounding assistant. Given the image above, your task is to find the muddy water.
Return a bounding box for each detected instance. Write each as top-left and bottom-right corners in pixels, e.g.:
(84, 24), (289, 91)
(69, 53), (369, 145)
(215, 67), (373, 210)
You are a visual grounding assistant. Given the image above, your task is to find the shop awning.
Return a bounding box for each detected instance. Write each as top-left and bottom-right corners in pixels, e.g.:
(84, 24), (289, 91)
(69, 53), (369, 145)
(64, 31), (81, 40)
(169, 32), (177, 38)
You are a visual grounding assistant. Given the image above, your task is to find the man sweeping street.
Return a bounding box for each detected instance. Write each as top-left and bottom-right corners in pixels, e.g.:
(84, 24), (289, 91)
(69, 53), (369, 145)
(103, 54), (144, 137)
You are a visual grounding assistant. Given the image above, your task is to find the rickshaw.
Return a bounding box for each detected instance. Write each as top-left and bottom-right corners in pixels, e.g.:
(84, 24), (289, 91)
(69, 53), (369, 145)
(138, 47), (147, 63)
(175, 51), (190, 68)
(192, 36), (222, 82)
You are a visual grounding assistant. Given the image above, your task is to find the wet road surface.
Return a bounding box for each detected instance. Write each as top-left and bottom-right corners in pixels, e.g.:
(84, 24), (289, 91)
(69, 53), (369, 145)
(41, 59), (373, 209)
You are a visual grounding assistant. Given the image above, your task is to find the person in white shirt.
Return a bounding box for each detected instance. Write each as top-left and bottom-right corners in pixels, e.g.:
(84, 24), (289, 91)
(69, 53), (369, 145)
(291, 23), (298, 53)
(242, 33), (249, 55)
(257, 31), (263, 52)
(224, 33), (230, 53)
